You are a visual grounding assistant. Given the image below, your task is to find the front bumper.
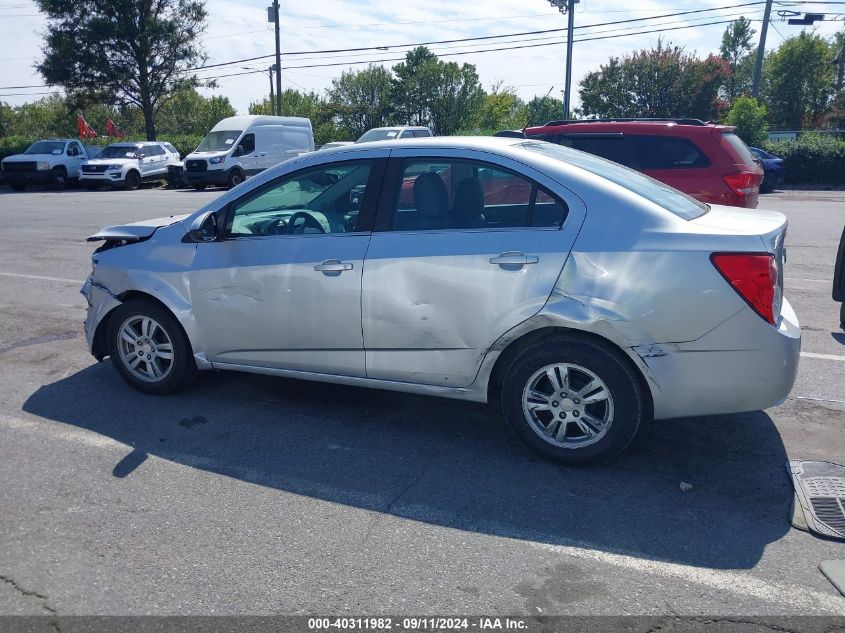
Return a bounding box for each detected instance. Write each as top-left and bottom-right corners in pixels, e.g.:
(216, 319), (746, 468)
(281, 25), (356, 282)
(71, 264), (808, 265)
(3, 170), (56, 186)
(80, 171), (125, 185)
(81, 275), (121, 359)
(637, 298), (801, 420)
(183, 168), (229, 186)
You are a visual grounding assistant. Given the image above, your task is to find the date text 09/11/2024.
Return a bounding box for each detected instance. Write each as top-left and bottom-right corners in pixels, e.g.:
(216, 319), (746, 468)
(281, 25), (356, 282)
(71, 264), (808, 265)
(307, 618), (528, 630)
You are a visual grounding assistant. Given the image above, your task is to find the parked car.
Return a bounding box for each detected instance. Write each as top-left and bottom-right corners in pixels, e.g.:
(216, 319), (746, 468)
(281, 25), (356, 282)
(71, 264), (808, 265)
(79, 142), (180, 190)
(1, 139), (90, 191)
(522, 118), (764, 208)
(356, 126), (432, 143)
(318, 141), (354, 150)
(749, 147), (785, 193)
(82, 136), (798, 464)
(182, 115), (314, 190)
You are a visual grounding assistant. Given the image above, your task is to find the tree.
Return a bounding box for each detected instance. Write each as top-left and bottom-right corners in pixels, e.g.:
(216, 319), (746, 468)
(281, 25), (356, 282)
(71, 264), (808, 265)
(724, 96), (768, 146)
(523, 95), (564, 126)
(391, 47), (440, 126)
(720, 18), (756, 104)
(578, 40), (730, 120)
(477, 82), (524, 132)
(326, 65), (395, 138)
(36, 0), (209, 140)
(250, 89), (344, 145)
(764, 32), (836, 129)
(155, 89), (235, 136)
(427, 61), (484, 135)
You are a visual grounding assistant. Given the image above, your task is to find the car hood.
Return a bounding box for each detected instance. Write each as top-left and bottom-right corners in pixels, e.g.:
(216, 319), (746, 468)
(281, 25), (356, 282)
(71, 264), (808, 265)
(87, 214), (190, 242)
(2, 153), (56, 163)
(84, 157), (136, 166)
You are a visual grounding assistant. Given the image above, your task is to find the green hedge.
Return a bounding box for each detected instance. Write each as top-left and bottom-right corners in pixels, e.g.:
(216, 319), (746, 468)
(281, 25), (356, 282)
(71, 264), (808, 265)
(762, 134), (845, 185)
(0, 134), (203, 162)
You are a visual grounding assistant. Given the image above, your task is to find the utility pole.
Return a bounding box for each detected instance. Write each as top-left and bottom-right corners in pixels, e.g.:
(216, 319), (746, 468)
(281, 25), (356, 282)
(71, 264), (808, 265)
(268, 0), (282, 116)
(549, 0), (577, 119)
(751, 0), (773, 97)
(269, 65), (276, 115)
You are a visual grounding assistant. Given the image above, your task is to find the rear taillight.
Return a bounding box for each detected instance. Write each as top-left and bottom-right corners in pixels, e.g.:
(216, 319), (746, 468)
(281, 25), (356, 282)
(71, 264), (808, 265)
(723, 171), (759, 197)
(711, 253), (780, 325)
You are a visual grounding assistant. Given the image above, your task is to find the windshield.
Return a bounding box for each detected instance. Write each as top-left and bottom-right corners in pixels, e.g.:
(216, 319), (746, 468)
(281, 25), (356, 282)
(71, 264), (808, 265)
(25, 141), (65, 155)
(520, 141), (708, 220)
(195, 130), (242, 152)
(356, 128), (400, 143)
(97, 145), (139, 159)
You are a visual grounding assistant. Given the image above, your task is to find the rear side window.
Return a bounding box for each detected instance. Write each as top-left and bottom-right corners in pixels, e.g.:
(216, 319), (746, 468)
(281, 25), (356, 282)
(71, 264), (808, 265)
(390, 159), (567, 231)
(721, 132), (757, 166)
(413, 129), (432, 138)
(149, 145), (165, 156)
(631, 136), (709, 169)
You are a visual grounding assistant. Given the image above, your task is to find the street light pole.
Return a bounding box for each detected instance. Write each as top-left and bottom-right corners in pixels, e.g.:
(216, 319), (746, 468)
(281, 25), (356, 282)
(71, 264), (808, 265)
(549, 0), (578, 119)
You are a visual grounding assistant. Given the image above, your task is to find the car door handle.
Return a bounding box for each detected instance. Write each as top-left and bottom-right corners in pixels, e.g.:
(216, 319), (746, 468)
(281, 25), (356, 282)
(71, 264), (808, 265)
(314, 259), (353, 272)
(257, 152), (267, 157)
(490, 252), (539, 266)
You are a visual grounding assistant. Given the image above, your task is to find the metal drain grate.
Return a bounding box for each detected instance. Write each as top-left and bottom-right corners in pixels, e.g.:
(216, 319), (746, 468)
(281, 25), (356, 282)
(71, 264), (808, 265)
(788, 461), (845, 539)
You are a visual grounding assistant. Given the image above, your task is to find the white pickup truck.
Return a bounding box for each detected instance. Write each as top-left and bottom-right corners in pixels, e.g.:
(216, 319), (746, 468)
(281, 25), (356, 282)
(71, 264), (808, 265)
(1, 138), (91, 191)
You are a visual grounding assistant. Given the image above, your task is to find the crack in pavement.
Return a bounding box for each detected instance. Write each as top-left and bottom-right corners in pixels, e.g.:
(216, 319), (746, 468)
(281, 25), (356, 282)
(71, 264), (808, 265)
(1, 573), (60, 632)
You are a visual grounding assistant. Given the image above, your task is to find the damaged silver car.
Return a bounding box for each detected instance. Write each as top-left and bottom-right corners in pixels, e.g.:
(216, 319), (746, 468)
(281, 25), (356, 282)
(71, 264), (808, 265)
(82, 137), (800, 464)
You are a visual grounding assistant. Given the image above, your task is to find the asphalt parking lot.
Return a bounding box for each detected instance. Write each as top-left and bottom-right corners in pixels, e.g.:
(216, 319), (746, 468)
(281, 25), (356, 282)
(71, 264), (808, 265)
(0, 184), (843, 618)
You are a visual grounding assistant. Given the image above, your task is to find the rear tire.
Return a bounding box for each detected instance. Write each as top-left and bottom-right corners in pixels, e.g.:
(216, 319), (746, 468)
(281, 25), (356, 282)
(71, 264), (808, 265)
(108, 299), (196, 395)
(123, 170), (140, 191)
(761, 173), (775, 193)
(500, 335), (645, 464)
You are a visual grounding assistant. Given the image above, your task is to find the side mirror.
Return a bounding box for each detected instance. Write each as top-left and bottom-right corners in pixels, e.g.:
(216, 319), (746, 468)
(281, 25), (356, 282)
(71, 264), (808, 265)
(188, 211), (220, 242)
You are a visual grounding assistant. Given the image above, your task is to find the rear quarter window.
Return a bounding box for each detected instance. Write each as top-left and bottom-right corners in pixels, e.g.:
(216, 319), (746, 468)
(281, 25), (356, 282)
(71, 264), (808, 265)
(721, 132), (757, 167)
(630, 135), (710, 169)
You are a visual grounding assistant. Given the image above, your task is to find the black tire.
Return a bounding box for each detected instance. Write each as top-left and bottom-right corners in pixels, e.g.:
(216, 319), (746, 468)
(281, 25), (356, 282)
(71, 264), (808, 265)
(226, 169), (244, 189)
(10, 183), (26, 192)
(108, 299), (196, 395)
(52, 167), (68, 190)
(500, 335), (645, 465)
(193, 184), (208, 191)
(84, 181), (101, 191)
(761, 173), (774, 193)
(123, 170), (140, 191)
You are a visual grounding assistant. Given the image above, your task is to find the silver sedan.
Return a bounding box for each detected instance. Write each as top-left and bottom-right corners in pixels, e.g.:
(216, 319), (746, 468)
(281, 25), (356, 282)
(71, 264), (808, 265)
(81, 137), (800, 464)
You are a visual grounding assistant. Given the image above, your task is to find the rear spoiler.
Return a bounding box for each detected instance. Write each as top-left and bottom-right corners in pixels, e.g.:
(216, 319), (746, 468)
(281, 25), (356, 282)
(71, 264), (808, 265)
(834, 225), (845, 302)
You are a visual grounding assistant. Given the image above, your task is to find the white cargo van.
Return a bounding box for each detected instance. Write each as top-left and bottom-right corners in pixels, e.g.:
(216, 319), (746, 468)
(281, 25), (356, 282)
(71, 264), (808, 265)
(183, 115), (314, 190)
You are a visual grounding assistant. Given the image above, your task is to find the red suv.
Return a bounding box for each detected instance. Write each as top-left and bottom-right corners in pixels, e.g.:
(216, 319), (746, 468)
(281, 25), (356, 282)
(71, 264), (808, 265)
(521, 118), (763, 208)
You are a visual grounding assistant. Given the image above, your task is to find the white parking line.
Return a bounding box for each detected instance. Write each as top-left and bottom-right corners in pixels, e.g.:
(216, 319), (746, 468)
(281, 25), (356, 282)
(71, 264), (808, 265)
(801, 352), (845, 362)
(0, 271), (80, 284)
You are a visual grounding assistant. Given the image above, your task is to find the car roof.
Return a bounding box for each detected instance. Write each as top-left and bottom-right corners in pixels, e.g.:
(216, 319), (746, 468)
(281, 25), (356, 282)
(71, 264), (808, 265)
(526, 119), (733, 135)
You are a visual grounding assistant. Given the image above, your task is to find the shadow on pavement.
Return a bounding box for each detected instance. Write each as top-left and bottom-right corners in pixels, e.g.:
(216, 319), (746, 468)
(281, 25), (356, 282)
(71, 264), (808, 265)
(23, 362), (792, 571)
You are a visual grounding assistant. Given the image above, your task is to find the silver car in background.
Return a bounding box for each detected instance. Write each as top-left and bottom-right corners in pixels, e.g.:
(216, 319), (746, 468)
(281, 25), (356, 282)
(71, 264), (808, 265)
(81, 137), (800, 464)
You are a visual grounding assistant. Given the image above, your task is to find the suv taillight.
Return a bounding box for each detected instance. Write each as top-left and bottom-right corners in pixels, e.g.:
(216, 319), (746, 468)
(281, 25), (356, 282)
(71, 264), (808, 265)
(723, 171), (759, 197)
(711, 253), (781, 325)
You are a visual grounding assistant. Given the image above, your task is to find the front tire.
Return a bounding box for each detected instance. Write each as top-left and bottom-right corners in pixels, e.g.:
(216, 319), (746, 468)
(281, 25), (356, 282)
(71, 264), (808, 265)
(52, 167), (67, 190)
(123, 170), (140, 191)
(108, 300), (195, 395)
(10, 183), (26, 192)
(500, 335), (645, 464)
(226, 169), (244, 189)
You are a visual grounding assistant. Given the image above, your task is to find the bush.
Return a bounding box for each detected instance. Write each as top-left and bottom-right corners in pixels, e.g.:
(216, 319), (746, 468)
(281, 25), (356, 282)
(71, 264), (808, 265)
(0, 136), (35, 162)
(762, 134), (845, 184)
(724, 97), (768, 147)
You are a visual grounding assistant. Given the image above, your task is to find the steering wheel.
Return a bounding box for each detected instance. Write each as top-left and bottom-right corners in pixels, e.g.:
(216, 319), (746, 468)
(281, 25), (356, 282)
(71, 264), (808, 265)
(287, 211), (326, 234)
(265, 217), (288, 235)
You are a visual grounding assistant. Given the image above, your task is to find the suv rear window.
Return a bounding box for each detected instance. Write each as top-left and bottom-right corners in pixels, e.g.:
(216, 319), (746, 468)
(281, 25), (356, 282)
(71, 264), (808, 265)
(520, 141), (708, 220)
(721, 132), (756, 166)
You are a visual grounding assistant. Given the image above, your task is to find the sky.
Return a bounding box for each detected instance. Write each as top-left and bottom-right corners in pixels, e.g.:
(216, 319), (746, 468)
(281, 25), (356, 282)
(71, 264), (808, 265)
(0, 0), (843, 114)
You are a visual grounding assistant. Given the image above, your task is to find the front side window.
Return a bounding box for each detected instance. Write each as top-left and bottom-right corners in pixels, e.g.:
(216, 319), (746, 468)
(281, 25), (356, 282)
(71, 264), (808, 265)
(227, 160), (374, 237)
(390, 159), (567, 231)
(66, 143), (80, 156)
(238, 133), (255, 155)
(563, 135), (634, 167)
